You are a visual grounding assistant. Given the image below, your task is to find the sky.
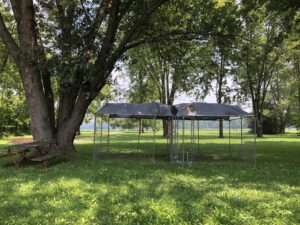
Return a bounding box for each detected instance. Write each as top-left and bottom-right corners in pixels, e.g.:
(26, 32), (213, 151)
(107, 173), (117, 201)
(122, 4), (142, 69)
(81, 69), (251, 128)
(111, 69), (252, 113)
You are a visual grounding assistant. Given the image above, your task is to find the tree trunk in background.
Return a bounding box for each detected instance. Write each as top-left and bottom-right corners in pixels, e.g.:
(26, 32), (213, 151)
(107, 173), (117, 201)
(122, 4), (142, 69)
(257, 114), (263, 138)
(253, 101), (263, 138)
(279, 116), (286, 134)
(76, 127), (81, 136)
(217, 55), (225, 138)
(163, 119), (171, 138)
(139, 119), (143, 135)
(219, 119), (224, 138)
(251, 97), (265, 138)
(280, 123), (286, 134)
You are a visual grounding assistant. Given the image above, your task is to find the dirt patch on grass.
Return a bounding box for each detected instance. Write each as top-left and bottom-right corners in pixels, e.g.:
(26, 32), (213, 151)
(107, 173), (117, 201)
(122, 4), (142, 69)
(74, 138), (93, 143)
(8, 132), (121, 144)
(8, 138), (33, 144)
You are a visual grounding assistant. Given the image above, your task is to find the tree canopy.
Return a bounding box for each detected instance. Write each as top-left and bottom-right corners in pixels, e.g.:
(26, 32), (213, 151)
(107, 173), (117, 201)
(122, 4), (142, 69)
(0, 0), (299, 145)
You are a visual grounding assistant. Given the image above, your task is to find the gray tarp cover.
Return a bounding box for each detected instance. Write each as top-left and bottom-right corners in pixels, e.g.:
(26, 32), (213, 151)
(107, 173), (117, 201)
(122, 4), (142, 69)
(173, 103), (252, 120)
(96, 102), (173, 119)
(96, 102), (252, 120)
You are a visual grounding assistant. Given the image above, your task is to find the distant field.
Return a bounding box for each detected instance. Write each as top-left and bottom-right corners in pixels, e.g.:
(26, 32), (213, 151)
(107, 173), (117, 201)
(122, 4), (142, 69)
(0, 131), (299, 224)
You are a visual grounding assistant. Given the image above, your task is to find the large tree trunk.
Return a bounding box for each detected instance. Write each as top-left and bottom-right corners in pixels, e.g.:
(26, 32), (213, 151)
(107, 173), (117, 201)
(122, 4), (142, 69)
(20, 67), (56, 143)
(0, 0), (56, 143)
(163, 119), (171, 138)
(56, 92), (92, 151)
(0, 0), (168, 153)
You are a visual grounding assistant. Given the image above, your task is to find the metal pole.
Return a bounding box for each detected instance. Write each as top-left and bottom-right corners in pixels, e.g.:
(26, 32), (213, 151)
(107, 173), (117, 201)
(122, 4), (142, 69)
(93, 114), (97, 159)
(193, 118), (195, 163)
(254, 117), (257, 163)
(170, 117), (173, 162)
(107, 117), (110, 152)
(197, 120), (199, 154)
(167, 134), (169, 152)
(173, 118), (176, 162)
(241, 117), (243, 144)
(187, 152), (189, 163)
(182, 118), (185, 164)
(100, 116), (103, 156)
(152, 117), (156, 163)
(137, 117), (141, 153)
(229, 120), (231, 157)
(137, 129), (140, 153)
(100, 117), (103, 141)
(190, 118), (193, 163)
(167, 119), (169, 155)
(176, 118), (179, 160)
(240, 117), (243, 159)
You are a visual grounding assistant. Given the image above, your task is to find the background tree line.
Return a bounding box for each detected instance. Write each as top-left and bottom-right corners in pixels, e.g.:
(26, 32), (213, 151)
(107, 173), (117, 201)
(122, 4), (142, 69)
(0, 0), (298, 142)
(0, 6), (29, 136)
(124, 0), (299, 137)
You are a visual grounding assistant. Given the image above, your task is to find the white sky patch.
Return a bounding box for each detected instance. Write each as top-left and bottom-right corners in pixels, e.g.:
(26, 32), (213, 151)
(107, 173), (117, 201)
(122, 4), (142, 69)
(111, 70), (252, 113)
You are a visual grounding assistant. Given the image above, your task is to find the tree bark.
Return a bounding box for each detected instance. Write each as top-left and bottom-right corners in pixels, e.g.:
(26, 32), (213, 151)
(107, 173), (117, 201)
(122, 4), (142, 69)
(20, 66), (56, 142)
(77, 127), (81, 136)
(163, 119), (171, 138)
(0, 1), (56, 143)
(279, 116), (286, 134)
(257, 112), (263, 138)
(297, 56), (300, 109)
(252, 100), (263, 137)
(139, 119), (143, 135)
(219, 119), (224, 138)
(217, 55), (224, 138)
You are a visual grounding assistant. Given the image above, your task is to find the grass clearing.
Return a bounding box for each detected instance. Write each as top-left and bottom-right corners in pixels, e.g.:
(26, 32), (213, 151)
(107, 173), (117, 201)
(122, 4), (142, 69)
(0, 131), (300, 224)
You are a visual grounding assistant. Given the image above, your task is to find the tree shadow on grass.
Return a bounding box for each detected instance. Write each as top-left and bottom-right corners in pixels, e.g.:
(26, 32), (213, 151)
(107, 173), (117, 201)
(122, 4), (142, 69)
(1, 156), (300, 224)
(0, 139), (300, 224)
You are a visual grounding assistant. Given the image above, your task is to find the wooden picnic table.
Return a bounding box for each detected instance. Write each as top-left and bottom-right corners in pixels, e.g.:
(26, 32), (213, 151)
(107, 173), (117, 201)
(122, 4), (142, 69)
(0, 141), (63, 168)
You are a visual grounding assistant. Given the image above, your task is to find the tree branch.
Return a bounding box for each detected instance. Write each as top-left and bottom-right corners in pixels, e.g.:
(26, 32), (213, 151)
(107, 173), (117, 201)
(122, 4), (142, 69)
(10, 0), (39, 58)
(114, 0), (168, 57)
(55, 0), (65, 27)
(0, 12), (22, 64)
(117, 0), (135, 23)
(95, 0), (120, 65)
(0, 48), (9, 74)
(78, 0), (110, 64)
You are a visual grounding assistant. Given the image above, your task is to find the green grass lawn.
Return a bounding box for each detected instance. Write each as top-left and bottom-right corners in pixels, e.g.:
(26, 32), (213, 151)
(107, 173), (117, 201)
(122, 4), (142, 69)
(0, 131), (300, 224)
(93, 129), (256, 162)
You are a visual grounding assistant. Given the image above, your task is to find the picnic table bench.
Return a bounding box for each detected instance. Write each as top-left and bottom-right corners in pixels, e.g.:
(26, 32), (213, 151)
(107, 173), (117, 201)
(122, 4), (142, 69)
(32, 150), (68, 169)
(0, 141), (68, 168)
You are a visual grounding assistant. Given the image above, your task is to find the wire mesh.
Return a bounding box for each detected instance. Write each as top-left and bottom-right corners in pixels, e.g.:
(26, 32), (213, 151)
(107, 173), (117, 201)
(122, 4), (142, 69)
(93, 115), (171, 162)
(170, 117), (256, 163)
(93, 114), (256, 163)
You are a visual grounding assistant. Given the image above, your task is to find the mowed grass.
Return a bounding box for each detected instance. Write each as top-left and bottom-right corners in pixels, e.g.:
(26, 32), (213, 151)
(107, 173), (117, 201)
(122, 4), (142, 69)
(0, 131), (299, 224)
(94, 128), (256, 162)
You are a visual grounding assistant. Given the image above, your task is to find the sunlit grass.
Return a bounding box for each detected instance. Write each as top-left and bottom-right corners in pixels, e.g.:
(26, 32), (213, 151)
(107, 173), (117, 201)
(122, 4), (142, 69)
(0, 131), (299, 224)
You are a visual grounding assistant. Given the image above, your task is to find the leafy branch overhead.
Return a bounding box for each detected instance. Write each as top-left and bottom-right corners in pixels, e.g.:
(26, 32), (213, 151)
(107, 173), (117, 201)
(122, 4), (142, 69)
(2, 0), (238, 149)
(0, 0), (298, 147)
